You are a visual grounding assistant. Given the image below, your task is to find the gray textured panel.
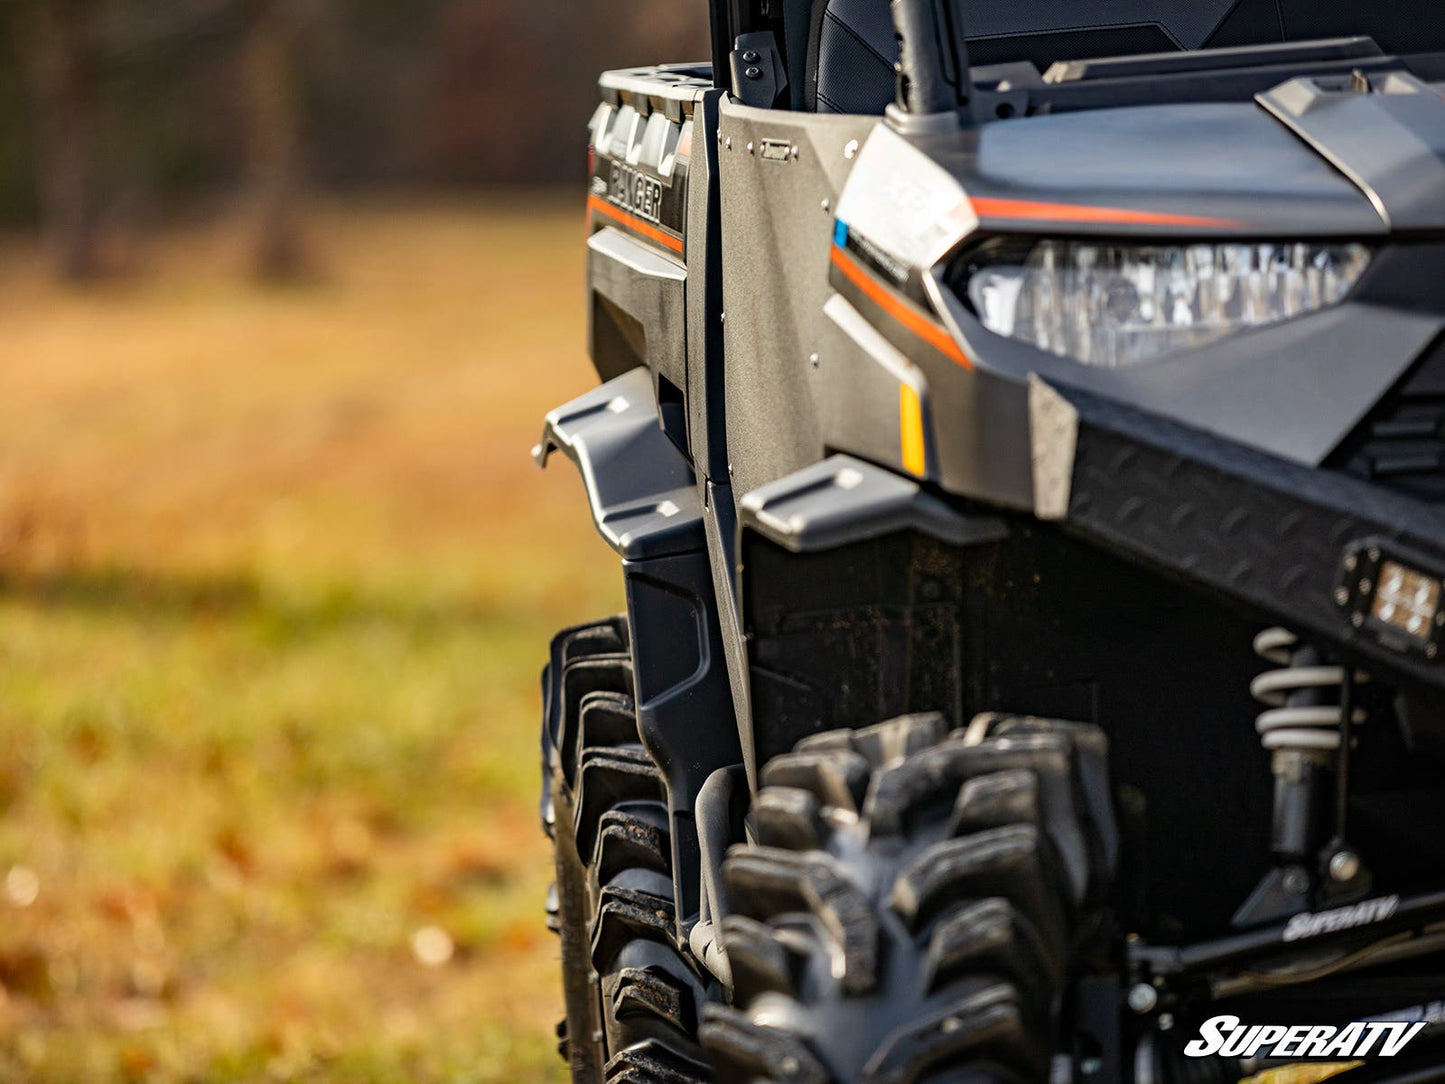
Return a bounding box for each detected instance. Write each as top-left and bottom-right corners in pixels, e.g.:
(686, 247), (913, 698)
(536, 368), (705, 560)
(717, 100), (877, 501)
(740, 454), (1007, 552)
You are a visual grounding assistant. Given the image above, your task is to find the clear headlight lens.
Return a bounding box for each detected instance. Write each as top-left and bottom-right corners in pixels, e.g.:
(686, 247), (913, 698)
(959, 240), (1372, 369)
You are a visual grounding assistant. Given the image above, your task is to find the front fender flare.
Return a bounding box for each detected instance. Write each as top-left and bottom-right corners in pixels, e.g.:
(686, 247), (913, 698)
(536, 367), (703, 560)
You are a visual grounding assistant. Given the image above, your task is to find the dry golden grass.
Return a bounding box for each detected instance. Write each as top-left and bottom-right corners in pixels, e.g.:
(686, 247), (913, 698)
(0, 197), (621, 1081)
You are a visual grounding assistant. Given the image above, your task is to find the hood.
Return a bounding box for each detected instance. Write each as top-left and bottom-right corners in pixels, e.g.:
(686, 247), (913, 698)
(945, 94), (1414, 237)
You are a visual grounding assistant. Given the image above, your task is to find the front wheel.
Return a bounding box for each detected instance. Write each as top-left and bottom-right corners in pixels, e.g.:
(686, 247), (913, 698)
(542, 617), (714, 1083)
(701, 712), (1118, 1084)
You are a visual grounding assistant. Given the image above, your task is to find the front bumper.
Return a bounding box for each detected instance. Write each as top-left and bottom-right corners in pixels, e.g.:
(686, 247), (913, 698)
(1031, 375), (1445, 695)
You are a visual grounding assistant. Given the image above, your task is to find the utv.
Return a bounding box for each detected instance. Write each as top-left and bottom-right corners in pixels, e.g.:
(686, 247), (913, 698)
(536, 2), (1445, 1080)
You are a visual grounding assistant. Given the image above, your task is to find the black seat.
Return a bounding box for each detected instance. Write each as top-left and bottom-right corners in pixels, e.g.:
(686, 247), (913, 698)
(809, 0), (900, 115)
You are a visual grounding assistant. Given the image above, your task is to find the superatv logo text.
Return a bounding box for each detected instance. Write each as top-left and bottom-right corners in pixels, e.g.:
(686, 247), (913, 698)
(1185, 1015), (1426, 1059)
(1282, 894), (1398, 942)
(607, 162), (663, 225)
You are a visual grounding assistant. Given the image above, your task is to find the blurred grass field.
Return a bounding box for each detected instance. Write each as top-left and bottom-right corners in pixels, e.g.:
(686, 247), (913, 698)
(0, 198), (618, 1082)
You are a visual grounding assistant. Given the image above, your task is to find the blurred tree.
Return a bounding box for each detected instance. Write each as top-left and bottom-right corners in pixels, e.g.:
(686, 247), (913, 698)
(27, 0), (104, 279)
(424, 0), (709, 185)
(0, 0), (712, 249)
(242, 0), (308, 280)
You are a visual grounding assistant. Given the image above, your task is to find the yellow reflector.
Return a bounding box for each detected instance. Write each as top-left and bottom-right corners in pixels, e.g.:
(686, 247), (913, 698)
(900, 383), (927, 477)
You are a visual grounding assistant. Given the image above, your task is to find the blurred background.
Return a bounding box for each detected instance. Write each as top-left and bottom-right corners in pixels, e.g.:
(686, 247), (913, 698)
(0, 2), (708, 1080)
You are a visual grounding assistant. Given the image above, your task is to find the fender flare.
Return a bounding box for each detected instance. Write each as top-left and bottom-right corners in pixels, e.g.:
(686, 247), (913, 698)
(536, 367), (703, 560)
(538, 367), (742, 925)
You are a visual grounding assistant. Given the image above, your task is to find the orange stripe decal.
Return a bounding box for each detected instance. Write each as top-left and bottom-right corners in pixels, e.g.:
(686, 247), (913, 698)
(968, 196), (1241, 229)
(587, 194), (684, 254)
(829, 246), (972, 369)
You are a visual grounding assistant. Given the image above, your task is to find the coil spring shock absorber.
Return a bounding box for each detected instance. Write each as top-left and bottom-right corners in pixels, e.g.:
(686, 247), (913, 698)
(1234, 628), (1369, 926)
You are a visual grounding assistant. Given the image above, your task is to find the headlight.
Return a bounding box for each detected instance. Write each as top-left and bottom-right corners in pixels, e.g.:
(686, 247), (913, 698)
(957, 240), (1372, 369)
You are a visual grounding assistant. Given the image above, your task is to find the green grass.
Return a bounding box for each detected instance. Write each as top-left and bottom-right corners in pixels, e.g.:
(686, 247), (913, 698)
(0, 560), (615, 1082)
(0, 200), (621, 1082)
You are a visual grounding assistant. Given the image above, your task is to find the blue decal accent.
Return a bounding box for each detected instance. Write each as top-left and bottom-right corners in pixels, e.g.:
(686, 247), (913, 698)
(833, 219), (848, 248)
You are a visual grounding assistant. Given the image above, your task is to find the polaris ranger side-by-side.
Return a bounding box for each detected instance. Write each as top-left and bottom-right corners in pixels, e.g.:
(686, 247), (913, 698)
(535, 2), (1445, 1080)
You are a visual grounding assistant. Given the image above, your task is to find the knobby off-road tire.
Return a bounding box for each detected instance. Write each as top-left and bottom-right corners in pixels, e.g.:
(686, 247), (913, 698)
(543, 617), (713, 1084)
(701, 712), (1118, 1084)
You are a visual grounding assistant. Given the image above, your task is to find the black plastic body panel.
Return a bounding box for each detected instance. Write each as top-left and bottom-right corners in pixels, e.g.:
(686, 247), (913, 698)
(685, 89), (730, 485)
(624, 549), (742, 925)
(739, 517), (1277, 942)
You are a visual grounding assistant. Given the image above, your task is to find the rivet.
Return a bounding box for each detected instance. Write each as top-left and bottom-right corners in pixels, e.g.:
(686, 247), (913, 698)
(1329, 850), (1361, 882)
(745, 66), (762, 80)
(1127, 983), (1159, 1014)
(747, 141), (755, 154)
(844, 139), (860, 159)
(821, 198), (831, 212)
(742, 50), (761, 63)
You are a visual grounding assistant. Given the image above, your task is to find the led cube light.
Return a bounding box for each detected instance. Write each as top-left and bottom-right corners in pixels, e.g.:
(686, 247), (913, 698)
(1371, 561), (1442, 643)
(1336, 543), (1445, 658)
